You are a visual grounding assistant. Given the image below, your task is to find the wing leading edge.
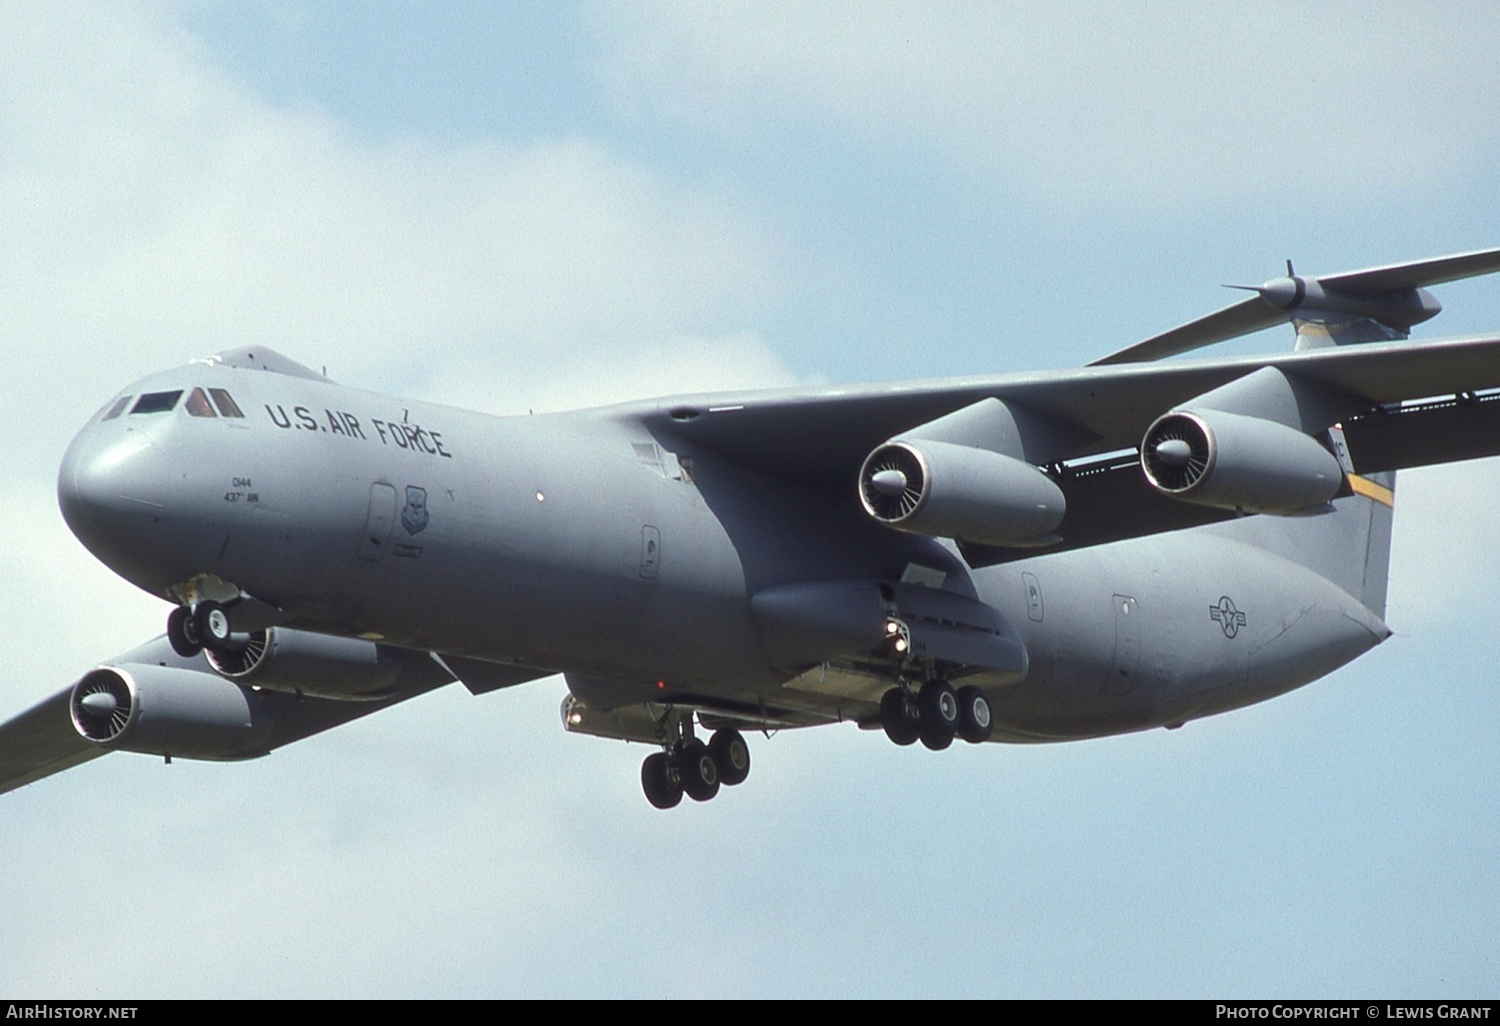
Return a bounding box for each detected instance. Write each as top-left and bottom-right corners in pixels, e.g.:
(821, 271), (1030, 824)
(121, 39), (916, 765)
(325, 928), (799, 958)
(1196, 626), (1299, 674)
(0, 637), (515, 797)
(619, 333), (1500, 479)
(600, 333), (1500, 558)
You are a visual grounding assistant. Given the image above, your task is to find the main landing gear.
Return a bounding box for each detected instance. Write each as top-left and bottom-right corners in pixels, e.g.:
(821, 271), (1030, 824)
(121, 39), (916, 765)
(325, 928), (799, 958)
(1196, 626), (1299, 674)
(166, 600), (234, 658)
(640, 720), (752, 810)
(879, 677), (993, 750)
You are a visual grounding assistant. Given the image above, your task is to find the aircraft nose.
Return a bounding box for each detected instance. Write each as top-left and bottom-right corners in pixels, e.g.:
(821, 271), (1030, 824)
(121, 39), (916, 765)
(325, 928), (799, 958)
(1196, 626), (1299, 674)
(57, 428), (174, 561)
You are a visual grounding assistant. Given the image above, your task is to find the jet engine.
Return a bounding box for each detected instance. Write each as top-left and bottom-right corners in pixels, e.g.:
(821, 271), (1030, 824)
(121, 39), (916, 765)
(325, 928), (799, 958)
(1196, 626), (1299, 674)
(204, 627), (401, 701)
(69, 664), (273, 760)
(858, 439), (1065, 546)
(1140, 409), (1345, 514)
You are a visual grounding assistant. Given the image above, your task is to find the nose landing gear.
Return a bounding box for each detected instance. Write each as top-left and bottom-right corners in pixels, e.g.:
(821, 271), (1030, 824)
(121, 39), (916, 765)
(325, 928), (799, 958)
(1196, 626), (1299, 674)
(165, 599), (235, 659)
(166, 606), (201, 658)
(639, 717), (751, 809)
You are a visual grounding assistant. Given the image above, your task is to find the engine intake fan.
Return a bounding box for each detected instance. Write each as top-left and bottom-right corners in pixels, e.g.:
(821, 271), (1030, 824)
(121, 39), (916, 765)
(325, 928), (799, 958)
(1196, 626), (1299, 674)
(71, 669), (134, 743)
(1141, 413), (1214, 493)
(860, 443), (927, 522)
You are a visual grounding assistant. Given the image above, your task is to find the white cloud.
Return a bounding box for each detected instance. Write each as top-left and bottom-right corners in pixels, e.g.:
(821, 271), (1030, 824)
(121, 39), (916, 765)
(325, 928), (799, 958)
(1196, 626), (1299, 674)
(0, 0), (797, 484)
(591, 1), (1500, 212)
(5, 2), (1500, 999)
(430, 329), (804, 416)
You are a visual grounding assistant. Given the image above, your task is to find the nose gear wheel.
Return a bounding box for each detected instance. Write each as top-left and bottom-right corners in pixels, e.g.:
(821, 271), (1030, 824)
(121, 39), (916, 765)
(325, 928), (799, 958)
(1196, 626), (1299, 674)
(166, 606), (202, 658)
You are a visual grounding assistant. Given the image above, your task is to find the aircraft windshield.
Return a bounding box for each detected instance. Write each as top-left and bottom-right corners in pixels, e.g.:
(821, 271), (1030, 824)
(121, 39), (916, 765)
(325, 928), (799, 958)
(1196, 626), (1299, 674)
(99, 396), (132, 421)
(130, 391), (182, 414)
(185, 388), (216, 418)
(209, 388), (244, 418)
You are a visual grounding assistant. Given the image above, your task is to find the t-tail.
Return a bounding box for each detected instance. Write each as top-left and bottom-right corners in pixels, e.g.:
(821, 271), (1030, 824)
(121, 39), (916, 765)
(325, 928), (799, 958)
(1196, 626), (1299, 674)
(1105, 249), (1500, 617)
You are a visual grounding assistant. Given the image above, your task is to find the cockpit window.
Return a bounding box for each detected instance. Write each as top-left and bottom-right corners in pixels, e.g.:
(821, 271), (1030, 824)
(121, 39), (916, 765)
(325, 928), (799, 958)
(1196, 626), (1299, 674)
(208, 388), (245, 418)
(185, 387), (217, 418)
(131, 390), (183, 414)
(100, 396), (132, 421)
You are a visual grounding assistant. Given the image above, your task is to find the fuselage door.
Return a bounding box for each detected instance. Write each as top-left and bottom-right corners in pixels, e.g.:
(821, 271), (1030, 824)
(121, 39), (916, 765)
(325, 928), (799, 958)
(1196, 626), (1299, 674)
(359, 483), (397, 562)
(1105, 593), (1140, 696)
(640, 525), (661, 579)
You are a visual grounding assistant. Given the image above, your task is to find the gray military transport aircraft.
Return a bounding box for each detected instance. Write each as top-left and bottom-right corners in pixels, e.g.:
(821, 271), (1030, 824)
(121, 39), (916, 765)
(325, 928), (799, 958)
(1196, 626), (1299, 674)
(6, 248), (1500, 808)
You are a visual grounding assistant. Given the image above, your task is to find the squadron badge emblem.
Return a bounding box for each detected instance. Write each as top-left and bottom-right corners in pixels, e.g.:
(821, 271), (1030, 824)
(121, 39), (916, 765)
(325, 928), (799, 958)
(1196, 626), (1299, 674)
(401, 486), (429, 535)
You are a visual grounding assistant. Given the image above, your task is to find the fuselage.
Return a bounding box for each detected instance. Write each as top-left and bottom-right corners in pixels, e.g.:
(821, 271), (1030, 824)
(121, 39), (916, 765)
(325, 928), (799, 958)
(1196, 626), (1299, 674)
(58, 350), (1391, 743)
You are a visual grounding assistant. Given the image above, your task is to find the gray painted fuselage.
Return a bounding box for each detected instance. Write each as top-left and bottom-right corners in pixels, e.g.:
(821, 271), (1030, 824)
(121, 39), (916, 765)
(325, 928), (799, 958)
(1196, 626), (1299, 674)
(58, 353), (1390, 746)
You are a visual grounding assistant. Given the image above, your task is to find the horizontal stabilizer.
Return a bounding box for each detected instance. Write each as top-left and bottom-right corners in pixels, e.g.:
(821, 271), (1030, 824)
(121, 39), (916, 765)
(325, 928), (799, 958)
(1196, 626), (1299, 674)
(1092, 246), (1500, 366)
(1319, 248), (1500, 291)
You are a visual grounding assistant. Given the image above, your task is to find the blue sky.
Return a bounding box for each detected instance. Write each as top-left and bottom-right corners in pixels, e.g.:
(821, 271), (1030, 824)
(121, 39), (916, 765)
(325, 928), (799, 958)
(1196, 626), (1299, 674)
(3, 1), (1500, 997)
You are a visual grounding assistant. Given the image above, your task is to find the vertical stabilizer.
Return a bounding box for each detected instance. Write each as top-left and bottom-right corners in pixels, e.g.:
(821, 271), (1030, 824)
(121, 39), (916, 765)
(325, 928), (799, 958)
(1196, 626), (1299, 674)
(1219, 470), (1395, 619)
(1349, 470), (1396, 619)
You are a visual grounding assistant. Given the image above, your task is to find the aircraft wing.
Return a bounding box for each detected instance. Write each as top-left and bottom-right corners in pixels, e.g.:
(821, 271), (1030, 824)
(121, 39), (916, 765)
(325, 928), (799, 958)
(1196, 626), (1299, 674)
(0, 636), (470, 796)
(0, 686), (105, 795)
(608, 333), (1500, 557)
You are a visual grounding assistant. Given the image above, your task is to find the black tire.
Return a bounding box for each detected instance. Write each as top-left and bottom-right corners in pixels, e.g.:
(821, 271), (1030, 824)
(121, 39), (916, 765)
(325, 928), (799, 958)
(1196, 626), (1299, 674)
(641, 752), (683, 809)
(677, 740), (721, 802)
(956, 685), (994, 744)
(919, 679), (960, 729)
(166, 606), (202, 658)
(708, 729), (751, 787)
(193, 601), (232, 650)
(920, 725), (955, 751)
(879, 687), (919, 746)
(918, 679), (958, 751)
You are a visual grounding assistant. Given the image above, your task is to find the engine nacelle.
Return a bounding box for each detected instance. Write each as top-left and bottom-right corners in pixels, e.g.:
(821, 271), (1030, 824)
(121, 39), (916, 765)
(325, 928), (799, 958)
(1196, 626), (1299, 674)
(204, 627), (401, 701)
(1140, 409), (1345, 514)
(858, 439), (1065, 545)
(69, 664), (273, 760)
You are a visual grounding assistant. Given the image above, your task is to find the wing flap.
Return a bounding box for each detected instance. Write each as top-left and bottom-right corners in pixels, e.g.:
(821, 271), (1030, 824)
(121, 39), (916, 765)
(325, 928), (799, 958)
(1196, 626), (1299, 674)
(1343, 391), (1500, 473)
(436, 653), (554, 696)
